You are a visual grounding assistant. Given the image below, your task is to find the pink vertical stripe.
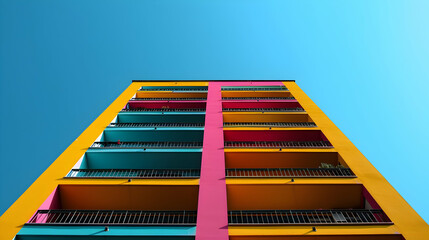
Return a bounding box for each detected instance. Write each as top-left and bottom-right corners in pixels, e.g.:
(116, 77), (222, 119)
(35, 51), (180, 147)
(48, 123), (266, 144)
(196, 82), (228, 240)
(196, 81), (284, 239)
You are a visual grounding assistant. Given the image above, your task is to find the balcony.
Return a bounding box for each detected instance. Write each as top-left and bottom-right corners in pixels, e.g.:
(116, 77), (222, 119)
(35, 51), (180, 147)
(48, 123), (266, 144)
(27, 185), (199, 225)
(139, 86), (208, 92)
(221, 86), (288, 91)
(223, 97), (295, 100)
(223, 112), (315, 127)
(226, 168), (354, 178)
(225, 152), (354, 178)
(30, 210), (197, 225)
(69, 149), (201, 178)
(108, 123), (205, 128)
(228, 209), (390, 225)
(223, 108), (304, 112)
(224, 130), (332, 149)
(222, 89), (293, 100)
(227, 184), (392, 226)
(136, 89), (207, 100)
(100, 126), (203, 142)
(117, 111), (205, 124)
(121, 108), (205, 112)
(127, 101), (206, 110)
(131, 97), (207, 101)
(225, 141), (331, 148)
(67, 169), (200, 178)
(90, 141), (203, 149)
(223, 122), (316, 128)
(223, 101), (302, 109)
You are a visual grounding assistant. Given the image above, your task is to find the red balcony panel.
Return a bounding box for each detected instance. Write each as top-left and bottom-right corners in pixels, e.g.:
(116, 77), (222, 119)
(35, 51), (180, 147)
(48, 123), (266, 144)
(224, 130), (329, 142)
(222, 102), (301, 109)
(128, 101), (206, 109)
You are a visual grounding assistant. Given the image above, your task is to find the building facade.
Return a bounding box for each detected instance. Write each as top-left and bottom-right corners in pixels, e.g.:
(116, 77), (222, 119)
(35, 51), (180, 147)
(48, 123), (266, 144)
(0, 80), (428, 240)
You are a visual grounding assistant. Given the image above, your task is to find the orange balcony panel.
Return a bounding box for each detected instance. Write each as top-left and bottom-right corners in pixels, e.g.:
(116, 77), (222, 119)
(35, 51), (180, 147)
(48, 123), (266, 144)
(227, 184), (362, 210)
(58, 185), (198, 211)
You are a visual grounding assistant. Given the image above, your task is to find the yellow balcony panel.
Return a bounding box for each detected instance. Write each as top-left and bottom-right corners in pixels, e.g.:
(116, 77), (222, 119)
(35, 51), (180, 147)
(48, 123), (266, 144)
(228, 225), (402, 238)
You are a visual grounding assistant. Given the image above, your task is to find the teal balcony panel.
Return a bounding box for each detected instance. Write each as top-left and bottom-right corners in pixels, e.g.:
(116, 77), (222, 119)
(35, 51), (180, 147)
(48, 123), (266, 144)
(102, 129), (203, 142)
(16, 225), (196, 240)
(117, 113), (205, 124)
(81, 151), (202, 169)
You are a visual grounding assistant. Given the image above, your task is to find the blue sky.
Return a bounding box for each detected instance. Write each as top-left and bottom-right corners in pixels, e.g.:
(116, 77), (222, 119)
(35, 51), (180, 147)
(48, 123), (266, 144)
(1, 0), (429, 222)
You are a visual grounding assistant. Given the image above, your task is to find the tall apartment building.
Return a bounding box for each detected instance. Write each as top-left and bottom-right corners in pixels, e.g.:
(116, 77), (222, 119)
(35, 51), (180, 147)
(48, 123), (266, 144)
(0, 80), (428, 240)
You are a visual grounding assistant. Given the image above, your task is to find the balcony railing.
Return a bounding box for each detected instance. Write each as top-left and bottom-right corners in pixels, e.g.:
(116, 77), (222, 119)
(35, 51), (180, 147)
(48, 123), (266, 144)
(223, 122), (316, 128)
(223, 108), (304, 112)
(130, 98), (207, 101)
(90, 141), (203, 149)
(29, 210), (197, 225)
(139, 87), (208, 91)
(67, 169), (200, 178)
(121, 108), (206, 112)
(228, 210), (391, 225)
(222, 87), (288, 91)
(108, 123), (204, 128)
(226, 168), (355, 178)
(222, 97), (295, 100)
(224, 141), (332, 148)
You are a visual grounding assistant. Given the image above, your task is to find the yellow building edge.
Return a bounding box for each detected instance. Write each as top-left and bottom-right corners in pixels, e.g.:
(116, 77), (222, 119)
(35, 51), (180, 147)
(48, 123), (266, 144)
(283, 81), (429, 239)
(228, 225), (401, 236)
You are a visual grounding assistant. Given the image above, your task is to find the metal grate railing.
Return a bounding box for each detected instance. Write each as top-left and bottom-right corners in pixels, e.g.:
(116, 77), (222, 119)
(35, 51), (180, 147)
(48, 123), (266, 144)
(67, 169), (200, 178)
(90, 141), (203, 149)
(223, 122), (316, 128)
(228, 210), (391, 225)
(131, 98), (207, 101)
(222, 87), (288, 91)
(226, 168), (355, 178)
(29, 210), (197, 225)
(224, 141), (332, 148)
(222, 97), (295, 100)
(108, 123), (204, 128)
(121, 108), (206, 112)
(223, 108), (304, 112)
(139, 87), (208, 91)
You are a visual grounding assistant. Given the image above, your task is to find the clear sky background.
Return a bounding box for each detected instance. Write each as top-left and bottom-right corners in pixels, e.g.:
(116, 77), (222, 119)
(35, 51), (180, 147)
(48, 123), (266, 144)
(1, 0), (428, 222)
